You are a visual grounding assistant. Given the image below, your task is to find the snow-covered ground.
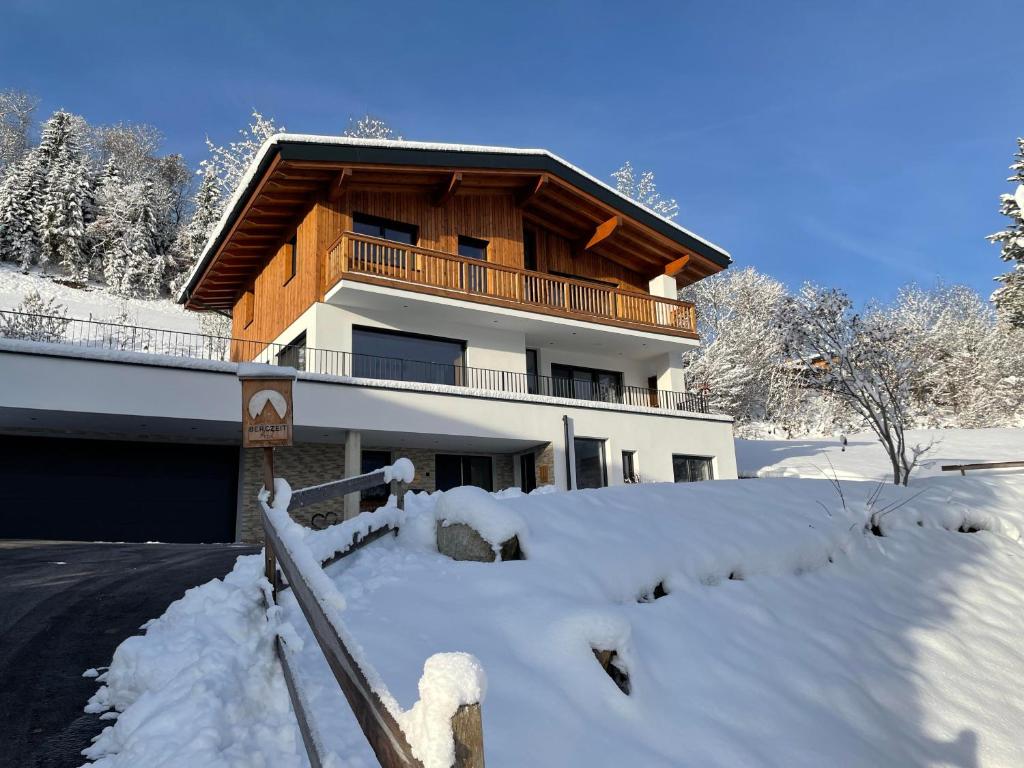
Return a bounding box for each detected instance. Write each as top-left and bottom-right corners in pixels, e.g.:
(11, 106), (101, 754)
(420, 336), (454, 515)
(0, 264), (201, 331)
(737, 426), (1024, 481)
(82, 428), (1024, 767)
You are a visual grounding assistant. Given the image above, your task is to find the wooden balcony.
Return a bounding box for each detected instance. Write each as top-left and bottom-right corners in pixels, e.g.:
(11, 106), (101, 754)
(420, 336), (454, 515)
(326, 232), (699, 338)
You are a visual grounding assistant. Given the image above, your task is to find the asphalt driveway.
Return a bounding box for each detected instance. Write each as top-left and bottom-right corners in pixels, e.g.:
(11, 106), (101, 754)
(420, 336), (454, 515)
(0, 541), (258, 768)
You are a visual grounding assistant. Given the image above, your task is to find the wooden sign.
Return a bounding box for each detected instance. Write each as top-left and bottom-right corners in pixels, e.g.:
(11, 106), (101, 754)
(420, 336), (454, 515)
(240, 376), (294, 448)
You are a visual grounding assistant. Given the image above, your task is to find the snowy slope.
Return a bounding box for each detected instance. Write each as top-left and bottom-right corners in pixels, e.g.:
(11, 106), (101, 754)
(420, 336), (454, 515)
(0, 264), (202, 332)
(82, 429), (1024, 768)
(736, 427), (1024, 481)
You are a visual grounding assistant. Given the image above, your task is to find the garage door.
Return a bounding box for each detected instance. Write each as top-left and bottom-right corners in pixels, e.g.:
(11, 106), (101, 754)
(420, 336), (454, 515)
(0, 436), (239, 543)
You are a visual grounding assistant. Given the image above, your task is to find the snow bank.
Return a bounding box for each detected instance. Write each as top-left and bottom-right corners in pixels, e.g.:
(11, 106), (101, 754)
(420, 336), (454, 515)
(81, 554), (307, 767)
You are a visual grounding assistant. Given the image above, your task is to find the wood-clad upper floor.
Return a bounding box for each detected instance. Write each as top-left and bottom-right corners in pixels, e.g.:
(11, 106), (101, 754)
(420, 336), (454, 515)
(177, 137), (731, 348)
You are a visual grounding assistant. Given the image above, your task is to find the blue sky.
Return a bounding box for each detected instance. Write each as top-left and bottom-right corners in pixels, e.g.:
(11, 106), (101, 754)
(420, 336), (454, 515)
(2, 0), (1020, 304)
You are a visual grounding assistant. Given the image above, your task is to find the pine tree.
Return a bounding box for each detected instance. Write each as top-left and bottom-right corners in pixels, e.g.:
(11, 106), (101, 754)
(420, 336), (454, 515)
(987, 137), (1024, 327)
(0, 155), (44, 269)
(104, 179), (164, 298)
(611, 160), (679, 220)
(40, 154), (92, 282)
(169, 167), (221, 295)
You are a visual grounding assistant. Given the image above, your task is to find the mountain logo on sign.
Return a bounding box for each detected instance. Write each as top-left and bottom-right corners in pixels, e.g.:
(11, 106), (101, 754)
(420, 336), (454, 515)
(248, 389), (288, 420)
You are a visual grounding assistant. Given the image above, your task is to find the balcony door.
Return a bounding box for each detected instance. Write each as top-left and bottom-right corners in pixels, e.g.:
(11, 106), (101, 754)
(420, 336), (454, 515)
(551, 364), (623, 404)
(458, 236), (488, 294)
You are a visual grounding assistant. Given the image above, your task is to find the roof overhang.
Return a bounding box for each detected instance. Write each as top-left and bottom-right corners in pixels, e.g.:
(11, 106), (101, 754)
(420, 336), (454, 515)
(179, 135), (732, 311)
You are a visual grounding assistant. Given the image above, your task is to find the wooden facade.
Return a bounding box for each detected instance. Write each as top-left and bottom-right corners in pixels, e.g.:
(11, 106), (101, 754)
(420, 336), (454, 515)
(188, 149), (727, 354)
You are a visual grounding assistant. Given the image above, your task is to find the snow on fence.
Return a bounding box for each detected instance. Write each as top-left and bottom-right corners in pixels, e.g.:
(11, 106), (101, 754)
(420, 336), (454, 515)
(260, 461), (486, 768)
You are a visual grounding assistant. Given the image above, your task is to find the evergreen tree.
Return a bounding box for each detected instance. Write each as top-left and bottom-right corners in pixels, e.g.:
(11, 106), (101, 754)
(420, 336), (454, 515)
(611, 160), (679, 220)
(39, 153), (91, 282)
(104, 179), (164, 298)
(169, 167), (221, 294)
(0, 155), (44, 269)
(987, 137), (1024, 327)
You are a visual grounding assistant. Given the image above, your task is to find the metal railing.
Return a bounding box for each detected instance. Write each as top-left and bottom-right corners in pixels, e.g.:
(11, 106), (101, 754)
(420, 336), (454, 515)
(0, 309), (711, 414)
(327, 232), (700, 336)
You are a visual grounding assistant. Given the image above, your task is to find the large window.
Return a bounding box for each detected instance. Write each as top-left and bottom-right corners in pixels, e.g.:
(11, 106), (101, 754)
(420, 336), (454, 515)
(673, 455), (714, 483)
(458, 235), (488, 292)
(352, 213), (417, 271)
(574, 438), (607, 489)
(277, 331), (306, 371)
(552, 364), (623, 404)
(522, 227), (538, 271)
(436, 454), (493, 492)
(351, 327), (465, 385)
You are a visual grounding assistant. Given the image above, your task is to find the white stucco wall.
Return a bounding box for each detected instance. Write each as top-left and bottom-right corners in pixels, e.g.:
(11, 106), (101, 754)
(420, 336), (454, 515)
(0, 345), (738, 489)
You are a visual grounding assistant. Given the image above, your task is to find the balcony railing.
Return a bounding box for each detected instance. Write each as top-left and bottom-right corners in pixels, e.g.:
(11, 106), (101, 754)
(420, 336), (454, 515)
(326, 232), (699, 337)
(0, 310), (710, 414)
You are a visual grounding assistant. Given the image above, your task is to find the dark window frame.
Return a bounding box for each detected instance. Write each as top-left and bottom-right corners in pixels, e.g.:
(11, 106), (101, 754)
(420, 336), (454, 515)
(351, 326), (467, 386)
(525, 348), (539, 395)
(241, 286), (254, 329)
(523, 227), (538, 271)
(352, 212), (419, 244)
(551, 363), (623, 403)
(276, 331), (306, 371)
(574, 437), (608, 490)
(672, 454), (714, 483)
(457, 235), (489, 260)
(283, 233), (298, 286)
(622, 450), (638, 483)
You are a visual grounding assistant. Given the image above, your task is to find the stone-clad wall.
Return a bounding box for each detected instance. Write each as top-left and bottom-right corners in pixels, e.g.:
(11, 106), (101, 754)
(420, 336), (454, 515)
(238, 443), (545, 543)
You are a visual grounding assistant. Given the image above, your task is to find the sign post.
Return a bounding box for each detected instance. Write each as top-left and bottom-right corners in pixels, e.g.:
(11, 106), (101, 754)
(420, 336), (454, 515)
(239, 364), (296, 596)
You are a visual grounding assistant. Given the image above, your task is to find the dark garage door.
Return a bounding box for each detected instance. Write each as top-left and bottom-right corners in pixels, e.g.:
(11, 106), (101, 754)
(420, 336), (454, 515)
(0, 436), (239, 543)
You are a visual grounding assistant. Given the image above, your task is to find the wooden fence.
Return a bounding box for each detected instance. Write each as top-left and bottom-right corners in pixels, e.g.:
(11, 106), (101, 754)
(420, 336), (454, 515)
(941, 460), (1024, 476)
(262, 467), (485, 768)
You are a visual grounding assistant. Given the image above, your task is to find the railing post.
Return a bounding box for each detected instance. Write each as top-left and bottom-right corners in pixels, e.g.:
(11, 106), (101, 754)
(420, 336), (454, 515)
(450, 703), (485, 768)
(263, 446), (278, 599)
(390, 480), (407, 511)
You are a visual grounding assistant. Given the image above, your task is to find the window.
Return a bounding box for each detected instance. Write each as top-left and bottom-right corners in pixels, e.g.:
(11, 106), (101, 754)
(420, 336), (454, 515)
(241, 286), (254, 329)
(361, 450), (392, 502)
(525, 348), (539, 394)
(351, 327), (465, 386)
(458, 235), (488, 292)
(551, 364), (623, 404)
(436, 454), (493, 492)
(277, 332), (306, 371)
(352, 213), (417, 271)
(352, 213), (417, 244)
(523, 227), (537, 271)
(622, 451), (638, 483)
(673, 455), (714, 483)
(574, 438), (607, 489)
(284, 234), (297, 285)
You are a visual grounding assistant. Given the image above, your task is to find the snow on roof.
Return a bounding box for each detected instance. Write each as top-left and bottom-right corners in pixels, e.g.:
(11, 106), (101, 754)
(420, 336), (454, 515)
(177, 133), (732, 305)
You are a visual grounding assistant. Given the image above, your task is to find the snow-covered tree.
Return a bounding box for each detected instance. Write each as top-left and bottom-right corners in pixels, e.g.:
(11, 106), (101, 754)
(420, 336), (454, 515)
(0, 154), (45, 269)
(780, 285), (932, 485)
(0, 290), (70, 342)
(987, 137), (1024, 327)
(0, 89), (38, 173)
(39, 153), (91, 282)
(170, 167), (221, 294)
(343, 114), (402, 140)
(200, 110), (283, 202)
(100, 178), (166, 298)
(611, 160), (679, 220)
(679, 267), (790, 430)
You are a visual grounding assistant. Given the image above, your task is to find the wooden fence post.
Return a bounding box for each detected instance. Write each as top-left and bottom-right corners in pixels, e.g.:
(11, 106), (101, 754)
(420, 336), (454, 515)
(451, 702), (485, 768)
(390, 480), (407, 511)
(263, 446), (278, 598)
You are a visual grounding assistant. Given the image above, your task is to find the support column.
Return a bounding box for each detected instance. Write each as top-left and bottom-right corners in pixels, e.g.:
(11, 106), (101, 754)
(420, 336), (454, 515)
(343, 430), (362, 520)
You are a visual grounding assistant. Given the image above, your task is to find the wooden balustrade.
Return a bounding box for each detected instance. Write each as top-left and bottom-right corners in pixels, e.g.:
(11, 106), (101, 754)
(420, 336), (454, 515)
(327, 232), (698, 337)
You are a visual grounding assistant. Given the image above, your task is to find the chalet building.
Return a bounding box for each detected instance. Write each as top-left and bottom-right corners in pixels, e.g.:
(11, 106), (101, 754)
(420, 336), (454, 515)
(0, 136), (737, 545)
(179, 136), (737, 529)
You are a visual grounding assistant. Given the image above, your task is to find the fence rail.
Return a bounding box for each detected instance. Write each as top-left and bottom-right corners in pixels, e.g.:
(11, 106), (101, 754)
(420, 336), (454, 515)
(327, 231), (699, 336)
(263, 467), (485, 768)
(0, 308), (711, 414)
